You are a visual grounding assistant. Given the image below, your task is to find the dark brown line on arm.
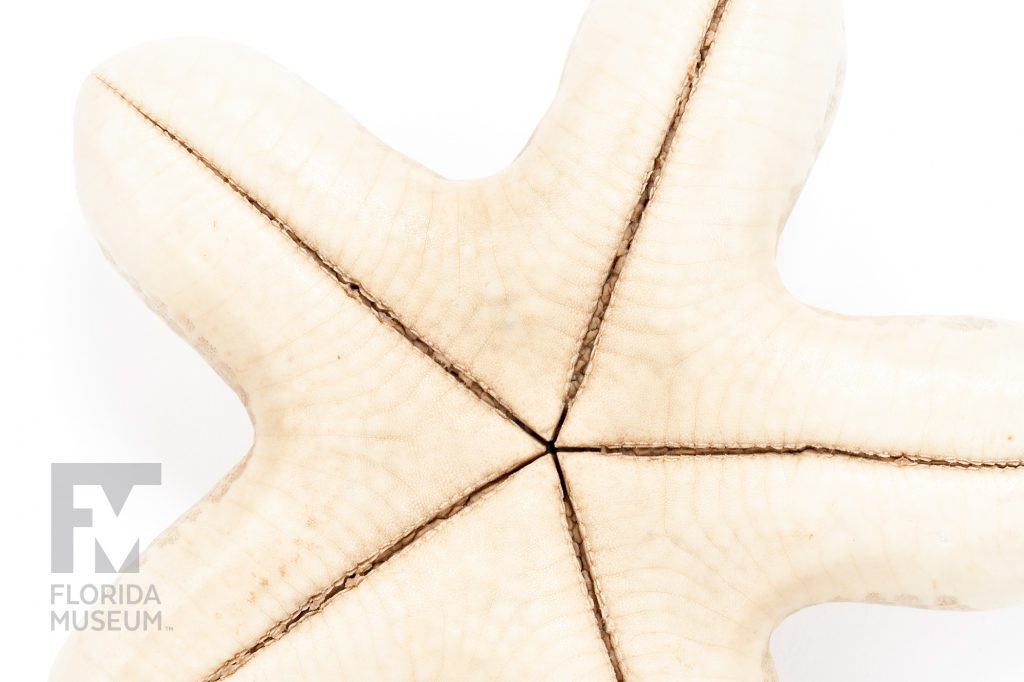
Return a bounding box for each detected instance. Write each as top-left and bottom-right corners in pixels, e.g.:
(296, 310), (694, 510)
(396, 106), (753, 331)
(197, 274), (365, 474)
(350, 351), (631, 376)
(560, 444), (1024, 469)
(94, 75), (546, 448)
(200, 451), (548, 682)
(551, 452), (626, 682)
(560, 0), (731, 413)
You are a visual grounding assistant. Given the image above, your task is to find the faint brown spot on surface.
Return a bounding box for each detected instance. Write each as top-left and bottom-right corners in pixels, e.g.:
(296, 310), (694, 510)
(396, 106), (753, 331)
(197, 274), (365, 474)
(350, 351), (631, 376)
(895, 593), (924, 607)
(208, 448), (253, 503)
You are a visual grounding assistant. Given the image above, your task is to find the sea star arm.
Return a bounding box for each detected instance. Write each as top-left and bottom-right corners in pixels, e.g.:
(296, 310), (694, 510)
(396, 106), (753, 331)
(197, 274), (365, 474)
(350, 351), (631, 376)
(220, 458), (620, 681)
(559, 0), (1024, 466)
(553, 0), (1024, 678)
(84, 0), (752, 438)
(59, 75), (539, 680)
(562, 452), (1024, 680)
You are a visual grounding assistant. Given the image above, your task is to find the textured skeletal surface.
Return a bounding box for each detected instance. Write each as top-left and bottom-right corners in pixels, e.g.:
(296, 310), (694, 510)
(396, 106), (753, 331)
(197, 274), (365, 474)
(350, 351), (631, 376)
(55, 0), (1024, 680)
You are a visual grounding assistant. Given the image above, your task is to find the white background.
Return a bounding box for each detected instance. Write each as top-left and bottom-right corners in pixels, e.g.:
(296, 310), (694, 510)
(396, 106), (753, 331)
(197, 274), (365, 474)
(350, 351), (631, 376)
(2, 0), (1023, 679)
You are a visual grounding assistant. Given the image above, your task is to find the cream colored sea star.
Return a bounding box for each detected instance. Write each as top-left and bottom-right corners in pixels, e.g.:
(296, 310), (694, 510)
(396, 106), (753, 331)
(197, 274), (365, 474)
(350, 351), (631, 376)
(55, 0), (1024, 679)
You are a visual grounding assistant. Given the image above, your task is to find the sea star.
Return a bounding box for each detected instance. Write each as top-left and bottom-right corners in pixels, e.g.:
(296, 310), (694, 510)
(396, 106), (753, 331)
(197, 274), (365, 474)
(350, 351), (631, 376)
(55, 0), (1024, 680)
